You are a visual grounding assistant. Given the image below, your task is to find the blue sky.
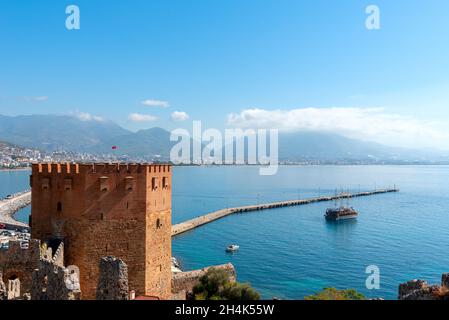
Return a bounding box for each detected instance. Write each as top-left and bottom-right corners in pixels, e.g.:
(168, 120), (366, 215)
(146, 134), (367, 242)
(1, 0), (449, 149)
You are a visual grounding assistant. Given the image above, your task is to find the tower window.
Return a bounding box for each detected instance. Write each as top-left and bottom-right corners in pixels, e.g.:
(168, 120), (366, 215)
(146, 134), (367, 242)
(42, 177), (50, 190)
(156, 218), (161, 229)
(162, 177), (168, 189)
(100, 176), (109, 192)
(57, 202), (62, 212)
(125, 176), (134, 191)
(152, 177), (158, 190)
(64, 178), (73, 190)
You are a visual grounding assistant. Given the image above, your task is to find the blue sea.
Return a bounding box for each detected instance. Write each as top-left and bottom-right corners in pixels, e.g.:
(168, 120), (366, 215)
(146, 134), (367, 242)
(2, 165), (449, 300)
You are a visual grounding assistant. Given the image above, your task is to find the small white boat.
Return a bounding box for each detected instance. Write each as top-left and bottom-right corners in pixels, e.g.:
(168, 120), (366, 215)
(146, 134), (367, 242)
(226, 244), (240, 252)
(172, 257), (181, 269)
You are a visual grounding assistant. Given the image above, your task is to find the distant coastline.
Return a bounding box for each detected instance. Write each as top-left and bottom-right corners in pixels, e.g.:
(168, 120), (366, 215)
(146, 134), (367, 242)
(175, 162), (449, 167)
(2, 163), (449, 171)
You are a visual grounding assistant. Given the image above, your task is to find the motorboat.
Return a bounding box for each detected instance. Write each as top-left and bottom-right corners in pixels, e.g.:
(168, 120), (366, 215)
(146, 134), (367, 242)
(226, 244), (240, 252)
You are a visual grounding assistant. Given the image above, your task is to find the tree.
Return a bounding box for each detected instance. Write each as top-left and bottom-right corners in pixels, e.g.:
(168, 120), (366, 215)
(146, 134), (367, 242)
(305, 288), (366, 300)
(192, 268), (260, 300)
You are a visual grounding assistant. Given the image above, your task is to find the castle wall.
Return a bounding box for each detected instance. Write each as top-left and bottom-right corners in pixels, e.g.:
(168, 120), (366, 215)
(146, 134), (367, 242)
(30, 163), (172, 300)
(96, 256), (129, 300)
(145, 165), (172, 298)
(31, 258), (81, 300)
(0, 271), (6, 300)
(0, 239), (41, 295)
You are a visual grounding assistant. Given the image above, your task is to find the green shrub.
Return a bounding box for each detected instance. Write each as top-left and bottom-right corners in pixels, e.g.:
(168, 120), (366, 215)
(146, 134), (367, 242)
(192, 268), (260, 300)
(305, 288), (366, 300)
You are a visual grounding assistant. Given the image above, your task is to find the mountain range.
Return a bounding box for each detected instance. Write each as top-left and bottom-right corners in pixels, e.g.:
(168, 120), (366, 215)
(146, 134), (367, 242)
(0, 114), (448, 163)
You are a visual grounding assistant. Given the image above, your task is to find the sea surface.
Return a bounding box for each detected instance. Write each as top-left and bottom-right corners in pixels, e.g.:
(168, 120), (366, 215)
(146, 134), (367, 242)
(2, 165), (449, 300)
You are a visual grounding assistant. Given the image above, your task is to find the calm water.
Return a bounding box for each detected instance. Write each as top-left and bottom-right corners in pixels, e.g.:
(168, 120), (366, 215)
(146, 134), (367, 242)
(0, 169), (31, 223)
(2, 166), (449, 300)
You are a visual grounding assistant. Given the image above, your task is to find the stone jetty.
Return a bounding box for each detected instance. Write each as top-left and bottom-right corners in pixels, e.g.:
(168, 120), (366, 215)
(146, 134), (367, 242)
(0, 191), (31, 229)
(172, 188), (399, 236)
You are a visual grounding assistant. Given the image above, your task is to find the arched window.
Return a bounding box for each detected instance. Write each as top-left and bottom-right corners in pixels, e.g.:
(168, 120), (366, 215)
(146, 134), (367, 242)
(57, 202), (62, 212)
(156, 218), (161, 229)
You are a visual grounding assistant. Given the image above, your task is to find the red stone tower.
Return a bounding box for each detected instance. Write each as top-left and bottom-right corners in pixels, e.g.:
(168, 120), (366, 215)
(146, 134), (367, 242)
(30, 163), (172, 299)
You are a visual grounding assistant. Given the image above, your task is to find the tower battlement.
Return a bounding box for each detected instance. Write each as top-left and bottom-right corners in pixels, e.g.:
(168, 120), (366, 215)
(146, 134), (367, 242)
(32, 163), (80, 174)
(30, 163), (171, 195)
(32, 163), (171, 175)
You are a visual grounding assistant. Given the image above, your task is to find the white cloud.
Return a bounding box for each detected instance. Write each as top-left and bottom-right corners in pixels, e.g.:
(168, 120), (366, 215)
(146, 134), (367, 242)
(227, 107), (449, 150)
(23, 96), (48, 102)
(71, 111), (104, 122)
(128, 113), (158, 122)
(141, 99), (170, 108)
(170, 111), (189, 122)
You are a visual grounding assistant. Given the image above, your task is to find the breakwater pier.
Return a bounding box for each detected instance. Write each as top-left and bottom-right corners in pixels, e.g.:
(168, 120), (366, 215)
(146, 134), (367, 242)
(172, 188), (399, 236)
(0, 190), (31, 229)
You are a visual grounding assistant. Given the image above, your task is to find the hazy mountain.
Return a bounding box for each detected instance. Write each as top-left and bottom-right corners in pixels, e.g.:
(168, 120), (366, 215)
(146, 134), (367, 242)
(277, 131), (447, 162)
(0, 114), (130, 152)
(0, 140), (18, 149)
(0, 114), (447, 163)
(0, 115), (183, 160)
(94, 127), (176, 159)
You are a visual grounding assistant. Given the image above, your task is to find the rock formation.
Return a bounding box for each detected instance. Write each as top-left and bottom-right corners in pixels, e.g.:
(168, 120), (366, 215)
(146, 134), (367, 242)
(399, 273), (449, 300)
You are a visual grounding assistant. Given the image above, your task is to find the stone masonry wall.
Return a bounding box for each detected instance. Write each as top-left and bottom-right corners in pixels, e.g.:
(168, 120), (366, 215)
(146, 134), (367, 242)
(0, 271), (7, 300)
(31, 241), (81, 300)
(31, 259), (81, 300)
(0, 239), (40, 294)
(96, 256), (129, 300)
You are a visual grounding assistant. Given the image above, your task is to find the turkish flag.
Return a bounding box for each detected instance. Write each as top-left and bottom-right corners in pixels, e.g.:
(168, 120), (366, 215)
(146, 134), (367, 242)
(112, 146), (118, 150)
